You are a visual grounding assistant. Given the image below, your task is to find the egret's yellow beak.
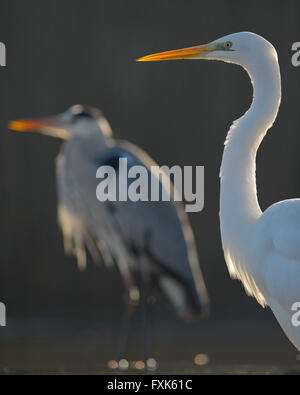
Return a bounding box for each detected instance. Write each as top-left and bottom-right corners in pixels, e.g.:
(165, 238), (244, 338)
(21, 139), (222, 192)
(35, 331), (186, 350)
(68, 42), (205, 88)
(8, 118), (55, 132)
(137, 44), (212, 62)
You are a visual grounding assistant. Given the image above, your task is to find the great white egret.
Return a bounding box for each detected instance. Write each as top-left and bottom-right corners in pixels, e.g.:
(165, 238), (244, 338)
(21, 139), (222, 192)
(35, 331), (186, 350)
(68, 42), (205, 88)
(9, 105), (209, 365)
(138, 32), (300, 351)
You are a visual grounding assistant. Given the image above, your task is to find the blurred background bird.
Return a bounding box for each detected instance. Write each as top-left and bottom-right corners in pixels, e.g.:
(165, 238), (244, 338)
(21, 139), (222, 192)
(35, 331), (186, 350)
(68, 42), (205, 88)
(9, 104), (209, 367)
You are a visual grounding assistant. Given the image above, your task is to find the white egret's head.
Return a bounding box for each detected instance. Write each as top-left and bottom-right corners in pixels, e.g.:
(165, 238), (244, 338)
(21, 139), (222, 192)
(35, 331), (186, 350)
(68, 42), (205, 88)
(9, 105), (113, 140)
(137, 32), (277, 69)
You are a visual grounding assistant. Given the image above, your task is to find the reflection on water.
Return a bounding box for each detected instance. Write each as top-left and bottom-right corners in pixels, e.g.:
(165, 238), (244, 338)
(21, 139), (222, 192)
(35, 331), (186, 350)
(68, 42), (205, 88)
(0, 310), (299, 375)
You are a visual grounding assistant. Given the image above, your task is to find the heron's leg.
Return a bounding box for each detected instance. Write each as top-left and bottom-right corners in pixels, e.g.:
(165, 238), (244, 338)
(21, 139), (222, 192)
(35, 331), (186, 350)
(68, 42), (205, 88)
(140, 255), (152, 368)
(115, 261), (140, 365)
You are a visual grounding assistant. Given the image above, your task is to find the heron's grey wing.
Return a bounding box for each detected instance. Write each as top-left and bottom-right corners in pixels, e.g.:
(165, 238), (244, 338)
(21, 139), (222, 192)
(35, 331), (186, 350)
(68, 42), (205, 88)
(56, 147), (112, 271)
(98, 141), (209, 318)
(56, 140), (139, 285)
(57, 139), (209, 317)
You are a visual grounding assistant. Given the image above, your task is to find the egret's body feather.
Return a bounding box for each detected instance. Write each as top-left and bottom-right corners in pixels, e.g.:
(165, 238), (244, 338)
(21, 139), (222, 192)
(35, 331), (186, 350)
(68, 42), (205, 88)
(140, 31), (300, 350)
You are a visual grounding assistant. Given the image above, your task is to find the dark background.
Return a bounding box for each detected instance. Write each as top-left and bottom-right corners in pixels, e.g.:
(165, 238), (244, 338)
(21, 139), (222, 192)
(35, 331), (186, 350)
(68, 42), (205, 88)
(0, 0), (299, 372)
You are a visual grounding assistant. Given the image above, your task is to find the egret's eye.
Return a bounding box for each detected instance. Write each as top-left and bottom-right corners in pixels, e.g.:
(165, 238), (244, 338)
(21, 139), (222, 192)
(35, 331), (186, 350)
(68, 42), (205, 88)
(224, 41), (232, 49)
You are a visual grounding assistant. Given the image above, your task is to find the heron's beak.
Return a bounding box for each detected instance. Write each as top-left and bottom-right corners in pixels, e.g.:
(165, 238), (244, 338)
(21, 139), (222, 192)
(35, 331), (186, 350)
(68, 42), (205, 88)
(137, 43), (213, 62)
(8, 117), (69, 139)
(8, 118), (56, 132)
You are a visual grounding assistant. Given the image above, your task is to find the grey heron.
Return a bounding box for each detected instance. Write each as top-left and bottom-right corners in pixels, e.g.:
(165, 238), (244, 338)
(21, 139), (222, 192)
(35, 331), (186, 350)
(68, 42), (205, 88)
(9, 105), (209, 365)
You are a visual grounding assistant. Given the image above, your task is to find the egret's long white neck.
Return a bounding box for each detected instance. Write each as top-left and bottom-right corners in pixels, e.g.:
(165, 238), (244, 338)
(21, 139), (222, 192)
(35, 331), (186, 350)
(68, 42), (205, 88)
(220, 53), (281, 239)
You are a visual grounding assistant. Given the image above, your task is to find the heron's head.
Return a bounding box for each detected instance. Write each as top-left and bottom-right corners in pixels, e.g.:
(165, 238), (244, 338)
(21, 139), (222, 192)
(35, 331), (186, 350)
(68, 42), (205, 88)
(137, 32), (277, 69)
(9, 105), (113, 140)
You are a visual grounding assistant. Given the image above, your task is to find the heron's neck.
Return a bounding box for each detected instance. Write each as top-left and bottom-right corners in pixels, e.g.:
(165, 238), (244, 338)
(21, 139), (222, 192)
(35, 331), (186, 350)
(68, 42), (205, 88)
(72, 130), (114, 159)
(220, 56), (281, 238)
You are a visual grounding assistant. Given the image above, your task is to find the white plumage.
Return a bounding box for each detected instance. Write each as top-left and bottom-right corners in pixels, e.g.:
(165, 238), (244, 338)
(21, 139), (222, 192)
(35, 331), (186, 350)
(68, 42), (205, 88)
(139, 31), (300, 351)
